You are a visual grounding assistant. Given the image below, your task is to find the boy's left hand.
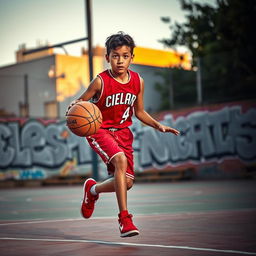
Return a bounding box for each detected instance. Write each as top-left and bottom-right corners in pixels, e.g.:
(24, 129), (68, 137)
(157, 124), (180, 135)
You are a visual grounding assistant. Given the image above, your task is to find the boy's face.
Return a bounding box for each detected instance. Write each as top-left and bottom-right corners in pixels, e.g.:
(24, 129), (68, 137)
(106, 45), (134, 75)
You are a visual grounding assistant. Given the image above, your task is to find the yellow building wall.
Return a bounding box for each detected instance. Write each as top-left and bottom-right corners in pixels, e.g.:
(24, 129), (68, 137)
(133, 47), (191, 70)
(55, 55), (104, 102)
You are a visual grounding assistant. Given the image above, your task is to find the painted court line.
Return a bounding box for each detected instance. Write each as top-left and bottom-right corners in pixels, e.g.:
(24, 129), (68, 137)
(0, 216), (117, 226)
(1, 208), (256, 226)
(0, 237), (255, 255)
(0, 218), (83, 226)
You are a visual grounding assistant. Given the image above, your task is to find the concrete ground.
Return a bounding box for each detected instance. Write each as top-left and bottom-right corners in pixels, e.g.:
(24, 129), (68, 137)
(0, 179), (256, 256)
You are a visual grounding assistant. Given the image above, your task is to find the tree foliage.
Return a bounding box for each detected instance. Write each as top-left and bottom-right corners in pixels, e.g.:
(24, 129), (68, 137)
(155, 68), (197, 110)
(157, 0), (256, 107)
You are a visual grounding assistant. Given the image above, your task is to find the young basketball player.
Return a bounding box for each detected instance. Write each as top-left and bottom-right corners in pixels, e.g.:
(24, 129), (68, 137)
(67, 32), (179, 238)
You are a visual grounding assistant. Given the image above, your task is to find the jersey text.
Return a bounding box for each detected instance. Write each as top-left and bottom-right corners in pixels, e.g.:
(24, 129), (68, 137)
(105, 93), (136, 107)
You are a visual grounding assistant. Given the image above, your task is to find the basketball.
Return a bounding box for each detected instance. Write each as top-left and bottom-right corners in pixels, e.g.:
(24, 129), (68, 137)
(66, 101), (102, 137)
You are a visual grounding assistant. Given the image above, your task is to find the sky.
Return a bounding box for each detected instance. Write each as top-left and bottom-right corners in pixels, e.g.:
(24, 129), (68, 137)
(0, 0), (216, 68)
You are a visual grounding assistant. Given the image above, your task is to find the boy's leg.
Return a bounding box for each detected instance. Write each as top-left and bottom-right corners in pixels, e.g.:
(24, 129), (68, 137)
(89, 153), (128, 211)
(82, 152), (133, 218)
(89, 152), (138, 237)
(94, 176), (133, 194)
(111, 153), (128, 212)
(84, 128), (139, 236)
(81, 154), (132, 219)
(94, 177), (115, 192)
(105, 153), (139, 237)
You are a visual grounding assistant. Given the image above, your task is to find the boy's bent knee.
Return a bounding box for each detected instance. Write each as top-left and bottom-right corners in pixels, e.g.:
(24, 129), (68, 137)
(111, 153), (127, 166)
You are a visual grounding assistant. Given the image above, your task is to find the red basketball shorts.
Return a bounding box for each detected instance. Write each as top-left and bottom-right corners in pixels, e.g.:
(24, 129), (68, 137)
(86, 127), (135, 180)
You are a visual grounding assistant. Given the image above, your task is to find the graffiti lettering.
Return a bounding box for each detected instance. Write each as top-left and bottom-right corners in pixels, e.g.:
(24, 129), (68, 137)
(138, 106), (256, 168)
(0, 120), (90, 169)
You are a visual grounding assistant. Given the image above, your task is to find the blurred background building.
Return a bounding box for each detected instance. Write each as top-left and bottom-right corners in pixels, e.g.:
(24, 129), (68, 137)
(0, 44), (190, 118)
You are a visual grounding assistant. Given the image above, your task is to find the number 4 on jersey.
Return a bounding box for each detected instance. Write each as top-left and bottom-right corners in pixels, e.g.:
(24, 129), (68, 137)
(120, 106), (130, 124)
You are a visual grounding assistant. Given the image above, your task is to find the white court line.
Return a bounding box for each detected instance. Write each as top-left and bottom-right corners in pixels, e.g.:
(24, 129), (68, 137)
(0, 218), (82, 226)
(1, 208), (256, 226)
(0, 216), (117, 226)
(0, 237), (256, 255)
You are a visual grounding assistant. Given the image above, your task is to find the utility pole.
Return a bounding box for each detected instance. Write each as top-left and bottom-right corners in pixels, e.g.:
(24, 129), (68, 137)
(85, 0), (99, 181)
(169, 69), (174, 109)
(24, 74), (29, 117)
(86, 0), (93, 82)
(196, 57), (203, 105)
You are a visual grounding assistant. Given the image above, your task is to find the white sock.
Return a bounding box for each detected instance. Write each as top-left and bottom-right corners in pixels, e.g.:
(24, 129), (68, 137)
(90, 184), (98, 196)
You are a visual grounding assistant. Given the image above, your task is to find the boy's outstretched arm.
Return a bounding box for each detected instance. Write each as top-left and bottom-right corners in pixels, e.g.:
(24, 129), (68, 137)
(134, 77), (180, 136)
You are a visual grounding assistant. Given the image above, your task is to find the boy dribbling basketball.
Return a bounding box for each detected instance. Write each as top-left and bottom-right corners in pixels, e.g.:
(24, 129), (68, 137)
(67, 32), (179, 237)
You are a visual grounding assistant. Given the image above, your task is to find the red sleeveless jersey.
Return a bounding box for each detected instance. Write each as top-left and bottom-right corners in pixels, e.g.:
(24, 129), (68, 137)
(94, 69), (141, 129)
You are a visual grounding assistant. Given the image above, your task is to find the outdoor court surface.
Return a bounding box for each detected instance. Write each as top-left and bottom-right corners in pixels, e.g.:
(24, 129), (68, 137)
(0, 179), (256, 256)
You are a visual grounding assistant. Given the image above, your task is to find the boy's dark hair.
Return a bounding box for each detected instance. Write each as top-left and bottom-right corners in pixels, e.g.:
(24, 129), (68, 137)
(105, 31), (136, 56)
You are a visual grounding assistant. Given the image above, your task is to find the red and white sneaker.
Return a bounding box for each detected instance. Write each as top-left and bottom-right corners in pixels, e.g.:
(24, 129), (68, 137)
(81, 178), (99, 219)
(118, 210), (139, 238)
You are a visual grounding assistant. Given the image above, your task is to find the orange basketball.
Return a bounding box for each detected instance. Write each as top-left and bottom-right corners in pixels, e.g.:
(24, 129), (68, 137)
(66, 101), (102, 137)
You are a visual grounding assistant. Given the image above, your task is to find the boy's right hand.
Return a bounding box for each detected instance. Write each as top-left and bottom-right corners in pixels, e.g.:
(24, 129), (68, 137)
(65, 99), (83, 116)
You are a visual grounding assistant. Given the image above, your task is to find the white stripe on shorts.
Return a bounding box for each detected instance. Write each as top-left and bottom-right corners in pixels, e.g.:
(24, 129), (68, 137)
(90, 137), (110, 162)
(126, 172), (134, 180)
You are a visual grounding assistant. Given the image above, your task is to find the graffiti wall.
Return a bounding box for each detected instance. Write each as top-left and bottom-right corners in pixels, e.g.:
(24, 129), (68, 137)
(0, 101), (255, 180)
(0, 119), (92, 180)
(132, 101), (256, 178)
